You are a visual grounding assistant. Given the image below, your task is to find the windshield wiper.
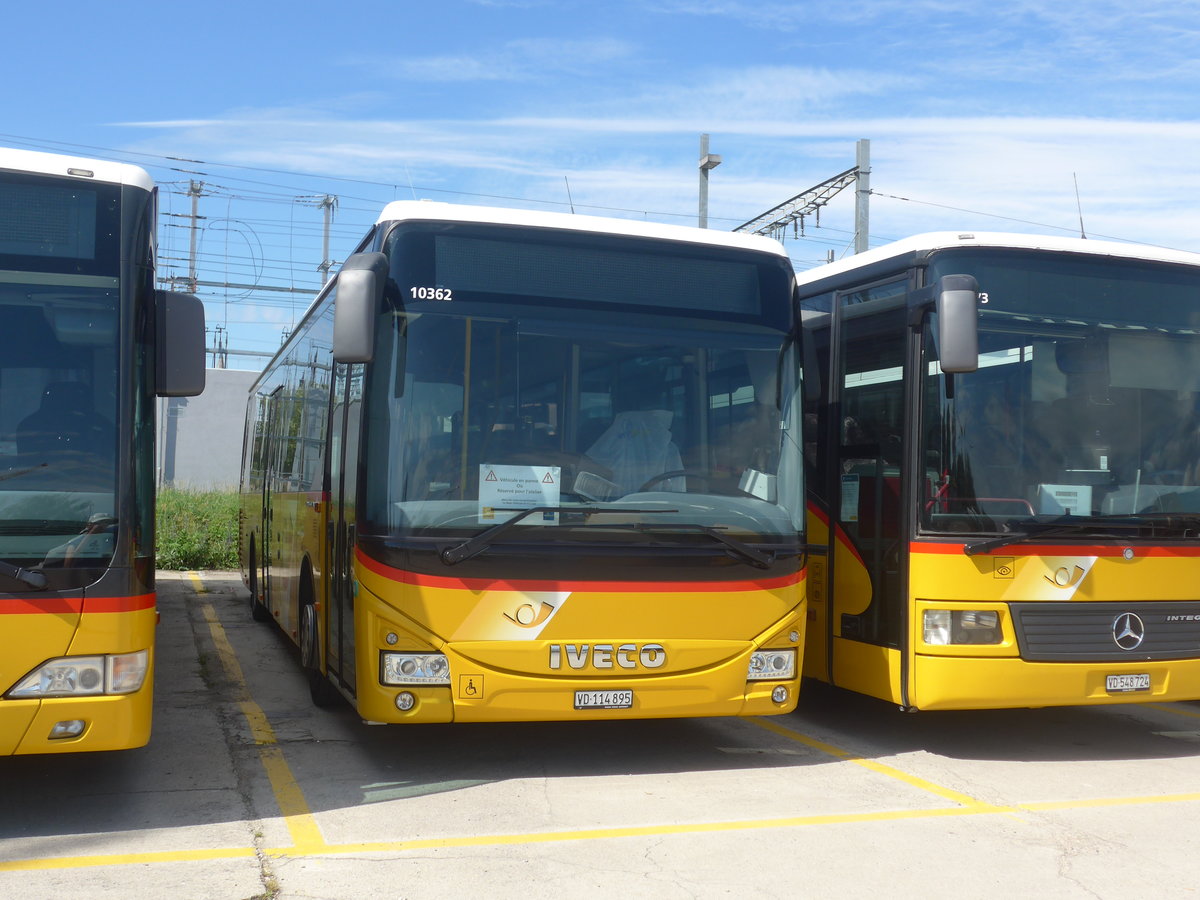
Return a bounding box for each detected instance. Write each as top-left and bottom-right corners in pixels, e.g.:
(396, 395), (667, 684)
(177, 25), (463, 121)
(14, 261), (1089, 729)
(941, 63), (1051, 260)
(0, 560), (47, 589)
(0, 462), (48, 483)
(961, 515), (1196, 557)
(440, 506), (678, 566)
(620, 522), (777, 569)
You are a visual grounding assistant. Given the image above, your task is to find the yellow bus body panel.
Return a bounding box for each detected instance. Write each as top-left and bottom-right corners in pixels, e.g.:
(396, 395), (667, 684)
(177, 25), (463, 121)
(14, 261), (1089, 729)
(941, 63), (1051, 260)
(1, 603), (156, 755)
(352, 556), (806, 724)
(907, 546), (1200, 710)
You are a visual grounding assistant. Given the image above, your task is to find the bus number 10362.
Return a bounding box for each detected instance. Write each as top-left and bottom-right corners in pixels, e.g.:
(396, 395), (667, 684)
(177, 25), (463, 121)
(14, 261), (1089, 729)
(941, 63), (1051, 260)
(410, 286), (453, 301)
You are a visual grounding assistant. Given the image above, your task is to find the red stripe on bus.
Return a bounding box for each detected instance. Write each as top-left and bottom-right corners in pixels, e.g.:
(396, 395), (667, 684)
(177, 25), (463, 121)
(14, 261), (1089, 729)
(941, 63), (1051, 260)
(0, 593), (155, 615)
(355, 548), (803, 593)
(912, 542), (1200, 558)
(85, 593), (157, 613)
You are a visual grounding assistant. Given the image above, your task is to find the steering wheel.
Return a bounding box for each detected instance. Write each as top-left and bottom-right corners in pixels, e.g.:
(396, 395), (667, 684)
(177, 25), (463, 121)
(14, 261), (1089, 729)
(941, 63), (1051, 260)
(637, 470), (708, 492)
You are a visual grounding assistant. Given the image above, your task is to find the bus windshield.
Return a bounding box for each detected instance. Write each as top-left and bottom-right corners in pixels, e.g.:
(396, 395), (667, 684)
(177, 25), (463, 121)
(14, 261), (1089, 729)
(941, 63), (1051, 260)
(922, 249), (1200, 536)
(0, 174), (121, 587)
(362, 223), (804, 555)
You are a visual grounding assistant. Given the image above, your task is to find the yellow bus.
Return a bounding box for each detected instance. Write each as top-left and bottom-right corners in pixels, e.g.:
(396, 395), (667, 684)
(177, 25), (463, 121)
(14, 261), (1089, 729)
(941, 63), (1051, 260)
(240, 201), (806, 723)
(0, 147), (204, 753)
(797, 231), (1200, 710)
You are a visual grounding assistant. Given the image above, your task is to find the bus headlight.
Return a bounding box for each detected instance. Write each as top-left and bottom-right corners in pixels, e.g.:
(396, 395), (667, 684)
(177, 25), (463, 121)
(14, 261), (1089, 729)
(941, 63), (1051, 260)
(747, 649), (796, 681)
(923, 610), (1002, 645)
(381, 652), (451, 685)
(6, 650), (149, 698)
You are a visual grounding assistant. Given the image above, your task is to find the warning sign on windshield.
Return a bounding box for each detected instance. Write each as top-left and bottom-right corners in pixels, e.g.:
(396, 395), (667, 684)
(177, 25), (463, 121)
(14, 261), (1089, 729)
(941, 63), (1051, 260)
(478, 464), (561, 524)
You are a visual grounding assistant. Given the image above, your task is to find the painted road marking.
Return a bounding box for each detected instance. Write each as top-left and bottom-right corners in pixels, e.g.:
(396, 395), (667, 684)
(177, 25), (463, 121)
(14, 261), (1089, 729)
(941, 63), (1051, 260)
(1149, 702), (1200, 721)
(750, 716), (1001, 811)
(192, 583), (327, 853)
(10, 789), (1200, 872)
(5, 580), (1200, 872)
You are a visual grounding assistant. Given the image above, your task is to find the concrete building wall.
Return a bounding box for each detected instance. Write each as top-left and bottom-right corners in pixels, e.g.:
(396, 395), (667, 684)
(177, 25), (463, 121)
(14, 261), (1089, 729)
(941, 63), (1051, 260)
(158, 368), (257, 491)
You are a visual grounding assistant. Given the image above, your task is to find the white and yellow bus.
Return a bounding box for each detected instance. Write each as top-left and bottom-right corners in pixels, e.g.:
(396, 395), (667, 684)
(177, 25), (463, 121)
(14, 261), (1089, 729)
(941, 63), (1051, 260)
(0, 147), (204, 753)
(798, 231), (1200, 710)
(240, 202), (807, 724)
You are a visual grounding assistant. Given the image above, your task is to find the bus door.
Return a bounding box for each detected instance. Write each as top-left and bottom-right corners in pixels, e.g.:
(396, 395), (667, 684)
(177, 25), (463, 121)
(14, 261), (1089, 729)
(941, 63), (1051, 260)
(260, 386), (284, 613)
(325, 362), (363, 694)
(826, 289), (911, 700)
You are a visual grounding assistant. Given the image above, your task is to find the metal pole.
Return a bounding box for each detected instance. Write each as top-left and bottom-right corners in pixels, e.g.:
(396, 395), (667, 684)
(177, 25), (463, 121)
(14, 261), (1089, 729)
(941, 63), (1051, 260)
(318, 195), (337, 283)
(187, 180), (203, 293)
(854, 139), (870, 254)
(698, 134), (722, 229)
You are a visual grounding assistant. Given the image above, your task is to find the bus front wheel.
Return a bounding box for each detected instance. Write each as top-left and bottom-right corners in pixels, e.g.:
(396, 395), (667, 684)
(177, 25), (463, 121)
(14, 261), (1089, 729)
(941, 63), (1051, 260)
(300, 598), (340, 708)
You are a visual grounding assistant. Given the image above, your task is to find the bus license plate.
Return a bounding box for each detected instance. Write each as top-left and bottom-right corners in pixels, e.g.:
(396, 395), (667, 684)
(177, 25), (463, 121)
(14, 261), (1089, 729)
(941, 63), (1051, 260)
(574, 689), (633, 710)
(1106, 673), (1150, 693)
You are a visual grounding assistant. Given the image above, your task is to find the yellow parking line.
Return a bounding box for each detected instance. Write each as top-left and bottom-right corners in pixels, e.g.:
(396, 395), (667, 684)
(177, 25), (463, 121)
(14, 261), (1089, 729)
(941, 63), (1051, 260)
(0, 846), (257, 872)
(1020, 791), (1200, 812)
(750, 717), (1001, 811)
(10, 788), (1200, 872)
(312, 804), (994, 857)
(5, 580), (1198, 874)
(1147, 702), (1200, 721)
(197, 591), (327, 853)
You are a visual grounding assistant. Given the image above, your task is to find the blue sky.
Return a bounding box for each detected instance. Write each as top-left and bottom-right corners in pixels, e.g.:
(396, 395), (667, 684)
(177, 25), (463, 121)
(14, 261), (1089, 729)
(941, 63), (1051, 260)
(5, 0), (1200, 361)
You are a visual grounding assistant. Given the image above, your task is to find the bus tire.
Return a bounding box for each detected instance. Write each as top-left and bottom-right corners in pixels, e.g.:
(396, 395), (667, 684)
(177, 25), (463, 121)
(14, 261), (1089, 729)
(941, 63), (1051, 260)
(299, 571), (340, 708)
(249, 538), (271, 623)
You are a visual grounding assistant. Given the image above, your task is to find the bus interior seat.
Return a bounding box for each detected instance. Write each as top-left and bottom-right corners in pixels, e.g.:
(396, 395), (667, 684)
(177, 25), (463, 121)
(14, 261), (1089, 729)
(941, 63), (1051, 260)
(585, 409), (684, 494)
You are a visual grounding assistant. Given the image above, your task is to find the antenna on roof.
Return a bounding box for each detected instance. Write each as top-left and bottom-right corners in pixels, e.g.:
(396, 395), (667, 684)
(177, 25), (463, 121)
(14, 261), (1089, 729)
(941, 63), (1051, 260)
(1073, 173), (1087, 239)
(564, 176), (576, 214)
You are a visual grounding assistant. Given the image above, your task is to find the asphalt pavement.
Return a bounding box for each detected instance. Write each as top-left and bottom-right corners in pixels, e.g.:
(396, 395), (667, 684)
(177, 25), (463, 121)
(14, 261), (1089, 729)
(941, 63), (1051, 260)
(4, 570), (1200, 899)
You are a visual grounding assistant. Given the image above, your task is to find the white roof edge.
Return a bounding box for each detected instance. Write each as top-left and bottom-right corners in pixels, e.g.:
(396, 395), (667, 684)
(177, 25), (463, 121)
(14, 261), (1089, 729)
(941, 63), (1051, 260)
(0, 146), (154, 192)
(795, 231), (1200, 286)
(375, 200), (789, 258)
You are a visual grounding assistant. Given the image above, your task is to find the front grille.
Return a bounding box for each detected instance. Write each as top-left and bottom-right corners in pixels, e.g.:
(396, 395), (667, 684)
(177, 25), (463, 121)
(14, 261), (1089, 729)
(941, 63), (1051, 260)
(1010, 602), (1200, 662)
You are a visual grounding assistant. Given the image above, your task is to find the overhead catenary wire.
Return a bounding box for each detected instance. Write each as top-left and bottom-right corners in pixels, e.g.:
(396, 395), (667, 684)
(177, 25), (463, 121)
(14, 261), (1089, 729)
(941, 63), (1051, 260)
(10, 130), (1182, 366)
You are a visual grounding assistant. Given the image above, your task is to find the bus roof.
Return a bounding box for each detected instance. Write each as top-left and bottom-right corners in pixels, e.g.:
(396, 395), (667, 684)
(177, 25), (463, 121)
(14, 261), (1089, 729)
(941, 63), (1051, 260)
(375, 200), (789, 258)
(794, 231), (1200, 293)
(0, 146), (154, 192)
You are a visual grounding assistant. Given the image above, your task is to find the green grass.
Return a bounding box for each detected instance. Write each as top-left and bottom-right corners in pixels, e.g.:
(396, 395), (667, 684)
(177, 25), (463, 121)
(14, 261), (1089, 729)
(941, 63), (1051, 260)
(156, 489), (239, 570)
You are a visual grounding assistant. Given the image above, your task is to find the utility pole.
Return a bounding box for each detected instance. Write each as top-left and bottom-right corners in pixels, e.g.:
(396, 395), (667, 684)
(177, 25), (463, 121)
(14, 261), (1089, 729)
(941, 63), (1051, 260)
(299, 194), (339, 283)
(186, 180), (207, 294)
(698, 134), (722, 229)
(734, 139), (872, 255)
(854, 139), (870, 254)
(318, 194), (337, 283)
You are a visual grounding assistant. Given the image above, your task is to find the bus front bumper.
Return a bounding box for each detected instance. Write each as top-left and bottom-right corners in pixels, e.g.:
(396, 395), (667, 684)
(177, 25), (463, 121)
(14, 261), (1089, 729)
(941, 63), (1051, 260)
(911, 653), (1200, 710)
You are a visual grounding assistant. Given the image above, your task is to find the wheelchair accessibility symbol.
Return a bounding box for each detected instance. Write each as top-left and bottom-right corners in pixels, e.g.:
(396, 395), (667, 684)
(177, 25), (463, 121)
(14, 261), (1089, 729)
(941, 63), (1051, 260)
(459, 675), (484, 699)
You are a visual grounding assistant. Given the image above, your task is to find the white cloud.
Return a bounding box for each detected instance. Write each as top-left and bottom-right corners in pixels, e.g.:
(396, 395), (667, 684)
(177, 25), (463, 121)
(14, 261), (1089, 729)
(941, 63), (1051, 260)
(352, 38), (635, 83)
(128, 107), (1200, 258)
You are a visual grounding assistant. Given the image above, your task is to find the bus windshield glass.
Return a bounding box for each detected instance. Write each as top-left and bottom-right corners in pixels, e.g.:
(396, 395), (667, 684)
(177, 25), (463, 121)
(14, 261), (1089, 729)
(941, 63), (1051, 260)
(362, 222), (804, 553)
(923, 249), (1200, 536)
(0, 173), (121, 586)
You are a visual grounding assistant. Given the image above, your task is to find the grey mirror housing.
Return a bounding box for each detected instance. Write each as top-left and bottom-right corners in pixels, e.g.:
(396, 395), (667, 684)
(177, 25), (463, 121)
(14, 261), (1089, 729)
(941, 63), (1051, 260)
(155, 290), (206, 397)
(333, 252), (389, 363)
(936, 274), (979, 374)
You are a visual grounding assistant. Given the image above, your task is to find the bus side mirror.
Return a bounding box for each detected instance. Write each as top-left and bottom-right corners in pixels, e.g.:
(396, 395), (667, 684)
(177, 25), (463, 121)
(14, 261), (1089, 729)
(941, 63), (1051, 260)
(333, 252), (389, 364)
(155, 290), (206, 397)
(936, 274), (979, 374)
